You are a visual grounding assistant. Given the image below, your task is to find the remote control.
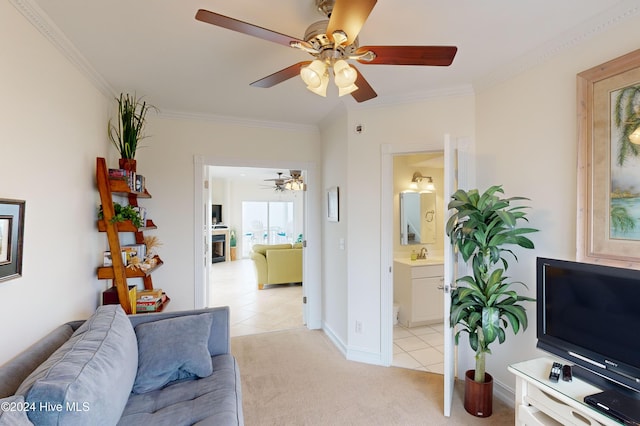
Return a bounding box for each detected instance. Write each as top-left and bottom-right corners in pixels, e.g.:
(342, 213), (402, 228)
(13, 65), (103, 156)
(562, 364), (572, 382)
(549, 362), (562, 383)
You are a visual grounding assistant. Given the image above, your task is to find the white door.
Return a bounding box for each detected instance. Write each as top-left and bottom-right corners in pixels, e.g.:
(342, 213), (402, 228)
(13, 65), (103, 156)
(443, 135), (474, 417)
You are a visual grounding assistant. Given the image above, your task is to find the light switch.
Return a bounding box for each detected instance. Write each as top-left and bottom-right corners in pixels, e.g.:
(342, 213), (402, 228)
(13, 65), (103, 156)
(339, 238), (345, 250)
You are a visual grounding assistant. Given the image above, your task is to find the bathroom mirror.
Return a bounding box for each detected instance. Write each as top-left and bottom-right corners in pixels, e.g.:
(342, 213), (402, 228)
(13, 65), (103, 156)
(400, 192), (436, 245)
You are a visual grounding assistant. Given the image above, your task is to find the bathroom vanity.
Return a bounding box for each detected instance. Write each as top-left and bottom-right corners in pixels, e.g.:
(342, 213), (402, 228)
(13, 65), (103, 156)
(393, 258), (444, 327)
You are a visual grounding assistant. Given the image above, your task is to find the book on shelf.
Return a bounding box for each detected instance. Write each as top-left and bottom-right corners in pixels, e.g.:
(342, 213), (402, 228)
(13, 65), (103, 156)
(137, 288), (163, 300)
(136, 293), (167, 312)
(108, 168), (132, 179)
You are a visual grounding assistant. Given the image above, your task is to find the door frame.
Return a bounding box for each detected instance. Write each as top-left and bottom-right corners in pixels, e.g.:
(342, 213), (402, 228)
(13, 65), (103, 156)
(193, 155), (322, 329)
(380, 141), (445, 366)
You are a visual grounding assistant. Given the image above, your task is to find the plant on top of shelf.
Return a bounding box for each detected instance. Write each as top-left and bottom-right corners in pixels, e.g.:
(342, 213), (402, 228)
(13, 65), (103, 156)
(446, 185), (538, 417)
(108, 93), (157, 160)
(98, 202), (143, 228)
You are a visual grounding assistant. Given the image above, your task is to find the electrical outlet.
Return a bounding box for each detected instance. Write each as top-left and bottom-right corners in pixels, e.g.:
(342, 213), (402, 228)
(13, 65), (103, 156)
(355, 321), (363, 334)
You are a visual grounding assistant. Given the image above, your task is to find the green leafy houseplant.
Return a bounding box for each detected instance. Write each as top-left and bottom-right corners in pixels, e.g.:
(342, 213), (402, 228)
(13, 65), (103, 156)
(108, 93), (156, 159)
(98, 202), (143, 229)
(446, 185), (538, 384)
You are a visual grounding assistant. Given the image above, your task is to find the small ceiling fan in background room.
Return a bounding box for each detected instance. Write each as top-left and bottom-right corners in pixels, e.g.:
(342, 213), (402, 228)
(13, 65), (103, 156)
(263, 171), (306, 192)
(195, 0), (458, 102)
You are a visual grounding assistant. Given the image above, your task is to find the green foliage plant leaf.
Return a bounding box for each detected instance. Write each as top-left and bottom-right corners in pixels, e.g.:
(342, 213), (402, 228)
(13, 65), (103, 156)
(446, 185), (538, 383)
(108, 93), (157, 159)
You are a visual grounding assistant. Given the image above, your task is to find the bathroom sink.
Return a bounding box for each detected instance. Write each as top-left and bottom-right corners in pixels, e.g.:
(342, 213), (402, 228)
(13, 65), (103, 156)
(394, 257), (444, 266)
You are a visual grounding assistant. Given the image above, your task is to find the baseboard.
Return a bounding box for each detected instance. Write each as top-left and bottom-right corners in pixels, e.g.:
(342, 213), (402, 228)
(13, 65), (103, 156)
(321, 322), (347, 357)
(322, 322), (385, 366)
(346, 347), (384, 366)
(493, 377), (516, 409)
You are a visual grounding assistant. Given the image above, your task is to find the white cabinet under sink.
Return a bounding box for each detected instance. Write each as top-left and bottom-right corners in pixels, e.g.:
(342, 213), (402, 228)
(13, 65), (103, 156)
(393, 260), (444, 327)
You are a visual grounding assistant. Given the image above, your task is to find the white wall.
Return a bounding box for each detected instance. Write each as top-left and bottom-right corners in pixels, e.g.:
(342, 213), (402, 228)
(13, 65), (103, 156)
(318, 95), (475, 360)
(0, 2), (110, 364)
(319, 107), (349, 348)
(475, 16), (640, 391)
(136, 116), (320, 311)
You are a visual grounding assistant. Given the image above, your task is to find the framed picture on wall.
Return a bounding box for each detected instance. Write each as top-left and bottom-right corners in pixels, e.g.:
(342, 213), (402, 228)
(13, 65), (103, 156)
(0, 199), (25, 282)
(577, 48), (640, 269)
(327, 186), (339, 222)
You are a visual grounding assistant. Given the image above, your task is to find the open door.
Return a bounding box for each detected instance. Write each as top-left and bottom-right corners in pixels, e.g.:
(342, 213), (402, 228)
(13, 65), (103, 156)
(443, 135), (474, 416)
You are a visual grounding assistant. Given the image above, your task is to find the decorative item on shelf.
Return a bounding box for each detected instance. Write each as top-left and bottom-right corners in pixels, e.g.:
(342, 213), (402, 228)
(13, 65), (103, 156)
(98, 202), (143, 228)
(446, 185), (538, 417)
(144, 235), (162, 259)
(108, 92), (157, 172)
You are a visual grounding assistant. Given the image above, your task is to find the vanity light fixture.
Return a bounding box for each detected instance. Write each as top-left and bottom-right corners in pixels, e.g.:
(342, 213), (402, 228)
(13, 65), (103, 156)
(411, 171), (435, 193)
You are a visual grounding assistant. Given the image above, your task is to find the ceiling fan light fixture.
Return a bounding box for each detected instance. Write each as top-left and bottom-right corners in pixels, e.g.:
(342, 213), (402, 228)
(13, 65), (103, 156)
(306, 70), (329, 97)
(333, 59), (357, 88)
(300, 59), (328, 88)
(338, 83), (358, 97)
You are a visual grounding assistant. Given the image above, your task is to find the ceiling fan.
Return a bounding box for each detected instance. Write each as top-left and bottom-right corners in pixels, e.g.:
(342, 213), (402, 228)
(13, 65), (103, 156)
(195, 0), (457, 102)
(263, 170), (305, 191)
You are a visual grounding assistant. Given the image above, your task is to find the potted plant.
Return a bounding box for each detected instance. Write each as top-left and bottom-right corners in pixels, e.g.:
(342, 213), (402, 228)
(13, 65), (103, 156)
(108, 93), (156, 171)
(445, 185), (538, 417)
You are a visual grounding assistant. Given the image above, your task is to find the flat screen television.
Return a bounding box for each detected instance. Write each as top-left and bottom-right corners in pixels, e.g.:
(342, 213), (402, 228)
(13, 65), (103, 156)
(212, 204), (222, 224)
(537, 257), (640, 394)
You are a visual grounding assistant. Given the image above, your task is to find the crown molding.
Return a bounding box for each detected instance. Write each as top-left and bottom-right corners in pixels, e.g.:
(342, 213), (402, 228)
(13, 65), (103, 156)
(157, 109), (319, 134)
(349, 84), (475, 112)
(10, 0), (115, 98)
(474, 0), (640, 91)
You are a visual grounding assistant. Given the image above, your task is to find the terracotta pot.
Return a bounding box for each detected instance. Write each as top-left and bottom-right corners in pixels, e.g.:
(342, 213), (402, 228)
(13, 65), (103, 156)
(119, 158), (137, 173)
(464, 370), (493, 417)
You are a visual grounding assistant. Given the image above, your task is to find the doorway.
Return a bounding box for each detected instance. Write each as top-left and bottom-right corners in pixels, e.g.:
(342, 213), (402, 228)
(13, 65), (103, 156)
(193, 157), (322, 337)
(391, 152), (446, 373)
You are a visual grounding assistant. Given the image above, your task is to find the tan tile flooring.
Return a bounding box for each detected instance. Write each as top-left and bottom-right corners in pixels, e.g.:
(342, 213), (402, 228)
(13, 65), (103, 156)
(208, 258), (304, 337)
(209, 258), (443, 372)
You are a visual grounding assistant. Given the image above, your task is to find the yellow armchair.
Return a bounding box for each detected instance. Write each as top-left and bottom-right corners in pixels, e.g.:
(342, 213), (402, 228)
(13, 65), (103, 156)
(250, 243), (302, 290)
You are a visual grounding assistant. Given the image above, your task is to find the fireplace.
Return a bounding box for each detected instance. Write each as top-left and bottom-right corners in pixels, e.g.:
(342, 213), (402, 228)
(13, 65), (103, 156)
(211, 233), (226, 263)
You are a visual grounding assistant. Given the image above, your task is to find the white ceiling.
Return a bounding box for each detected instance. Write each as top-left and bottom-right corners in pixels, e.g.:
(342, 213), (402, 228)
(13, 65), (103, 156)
(18, 0), (639, 127)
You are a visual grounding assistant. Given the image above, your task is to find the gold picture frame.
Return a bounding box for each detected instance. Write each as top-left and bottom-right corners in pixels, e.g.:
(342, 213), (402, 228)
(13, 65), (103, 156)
(577, 48), (640, 269)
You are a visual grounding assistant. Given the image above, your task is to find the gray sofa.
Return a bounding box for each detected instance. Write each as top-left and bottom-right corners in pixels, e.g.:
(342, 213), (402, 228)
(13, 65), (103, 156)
(0, 305), (243, 425)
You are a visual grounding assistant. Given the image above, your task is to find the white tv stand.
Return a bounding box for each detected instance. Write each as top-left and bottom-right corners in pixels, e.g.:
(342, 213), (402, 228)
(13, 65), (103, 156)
(508, 358), (622, 425)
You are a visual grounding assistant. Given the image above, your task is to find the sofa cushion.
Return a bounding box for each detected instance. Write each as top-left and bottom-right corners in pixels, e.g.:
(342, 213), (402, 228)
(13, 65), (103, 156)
(119, 354), (243, 426)
(251, 244), (292, 256)
(0, 395), (32, 425)
(16, 305), (138, 426)
(132, 313), (214, 394)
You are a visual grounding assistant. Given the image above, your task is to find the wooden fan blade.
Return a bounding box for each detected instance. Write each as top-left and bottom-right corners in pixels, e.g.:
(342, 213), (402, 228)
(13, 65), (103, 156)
(351, 66), (377, 103)
(356, 46), (457, 66)
(250, 62), (312, 88)
(326, 0), (377, 46)
(195, 9), (305, 48)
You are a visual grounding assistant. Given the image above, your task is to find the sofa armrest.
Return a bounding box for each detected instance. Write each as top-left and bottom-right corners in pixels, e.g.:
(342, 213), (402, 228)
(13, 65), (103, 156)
(127, 306), (231, 356)
(250, 251), (267, 284)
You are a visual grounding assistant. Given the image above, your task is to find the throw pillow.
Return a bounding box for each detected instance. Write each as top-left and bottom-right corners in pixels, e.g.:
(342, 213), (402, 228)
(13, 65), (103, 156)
(132, 313), (214, 394)
(0, 395), (32, 426)
(17, 305), (138, 426)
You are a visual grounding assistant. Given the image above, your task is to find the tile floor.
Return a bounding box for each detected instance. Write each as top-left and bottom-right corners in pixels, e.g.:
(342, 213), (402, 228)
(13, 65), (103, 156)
(392, 323), (445, 374)
(210, 257), (444, 373)
(208, 258), (304, 337)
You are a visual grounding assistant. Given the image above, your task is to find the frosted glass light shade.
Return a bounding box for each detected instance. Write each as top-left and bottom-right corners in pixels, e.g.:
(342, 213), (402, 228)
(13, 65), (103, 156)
(333, 60), (357, 88)
(300, 60), (327, 88)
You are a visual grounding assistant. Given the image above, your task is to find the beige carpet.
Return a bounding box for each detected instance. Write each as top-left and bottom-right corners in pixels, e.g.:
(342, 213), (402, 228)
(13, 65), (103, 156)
(231, 328), (514, 425)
